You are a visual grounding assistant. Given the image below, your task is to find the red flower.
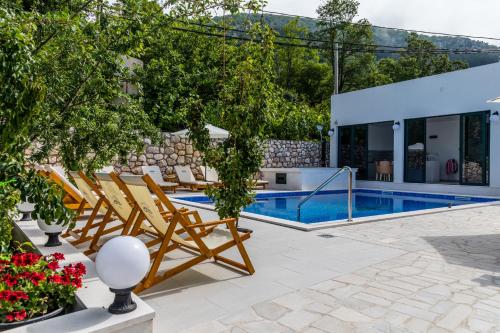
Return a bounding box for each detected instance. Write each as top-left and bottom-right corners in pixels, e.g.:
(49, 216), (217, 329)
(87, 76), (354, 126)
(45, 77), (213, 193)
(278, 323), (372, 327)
(11, 253), (42, 267)
(74, 263), (86, 277)
(71, 277), (82, 288)
(0, 290), (29, 303)
(47, 261), (59, 271)
(3, 274), (17, 287)
(14, 310), (26, 321)
(28, 272), (46, 286)
(48, 274), (62, 284)
(51, 253), (65, 261)
(4, 310), (27, 322)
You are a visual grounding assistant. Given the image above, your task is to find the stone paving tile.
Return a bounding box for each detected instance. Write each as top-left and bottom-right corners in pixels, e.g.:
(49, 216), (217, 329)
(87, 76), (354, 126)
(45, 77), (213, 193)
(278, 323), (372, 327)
(155, 205), (500, 332)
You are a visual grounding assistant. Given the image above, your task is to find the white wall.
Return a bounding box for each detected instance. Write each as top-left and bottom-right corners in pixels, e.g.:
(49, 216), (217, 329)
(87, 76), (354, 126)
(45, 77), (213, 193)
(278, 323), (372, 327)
(426, 116), (460, 182)
(331, 62), (500, 188)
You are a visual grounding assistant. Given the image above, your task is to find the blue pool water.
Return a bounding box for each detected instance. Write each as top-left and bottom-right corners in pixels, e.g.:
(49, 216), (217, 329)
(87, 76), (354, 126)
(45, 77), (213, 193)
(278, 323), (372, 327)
(180, 189), (497, 224)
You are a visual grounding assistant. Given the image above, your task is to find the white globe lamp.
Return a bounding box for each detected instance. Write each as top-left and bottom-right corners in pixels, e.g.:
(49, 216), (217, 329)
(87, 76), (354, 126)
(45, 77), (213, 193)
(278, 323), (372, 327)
(95, 236), (149, 314)
(392, 121), (401, 131)
(37, 218), (64, 247)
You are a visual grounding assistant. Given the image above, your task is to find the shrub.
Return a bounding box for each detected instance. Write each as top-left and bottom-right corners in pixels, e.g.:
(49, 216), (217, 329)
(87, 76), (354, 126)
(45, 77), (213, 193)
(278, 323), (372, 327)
(0, 252), (85, 323)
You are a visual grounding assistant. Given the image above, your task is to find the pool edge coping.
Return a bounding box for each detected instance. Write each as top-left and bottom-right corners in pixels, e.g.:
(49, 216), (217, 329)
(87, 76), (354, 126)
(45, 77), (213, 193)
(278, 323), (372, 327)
(170, 188), (500, 231)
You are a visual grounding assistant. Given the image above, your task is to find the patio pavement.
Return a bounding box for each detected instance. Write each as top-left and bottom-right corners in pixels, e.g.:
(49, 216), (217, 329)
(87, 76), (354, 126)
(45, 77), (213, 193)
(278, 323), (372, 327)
(139, 202), (500, 332)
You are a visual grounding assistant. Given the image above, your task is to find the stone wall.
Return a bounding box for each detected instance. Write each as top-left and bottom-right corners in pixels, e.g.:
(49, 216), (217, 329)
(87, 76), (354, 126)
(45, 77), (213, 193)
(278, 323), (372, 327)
(30, 134), (328, 176)
(262, 139), (329, 168)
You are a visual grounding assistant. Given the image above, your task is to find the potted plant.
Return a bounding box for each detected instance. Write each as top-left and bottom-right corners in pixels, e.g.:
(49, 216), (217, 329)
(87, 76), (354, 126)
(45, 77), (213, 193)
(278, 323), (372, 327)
(0, 251), (86, 329)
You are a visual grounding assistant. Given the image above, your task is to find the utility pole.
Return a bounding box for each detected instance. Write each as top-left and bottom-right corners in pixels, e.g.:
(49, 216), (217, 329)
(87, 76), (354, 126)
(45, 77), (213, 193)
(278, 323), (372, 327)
(334, 42), (339, 95)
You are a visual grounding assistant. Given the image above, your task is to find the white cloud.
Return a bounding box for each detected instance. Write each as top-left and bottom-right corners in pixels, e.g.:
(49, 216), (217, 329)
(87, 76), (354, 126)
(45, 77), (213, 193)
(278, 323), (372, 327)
(264, 0), (500, 45)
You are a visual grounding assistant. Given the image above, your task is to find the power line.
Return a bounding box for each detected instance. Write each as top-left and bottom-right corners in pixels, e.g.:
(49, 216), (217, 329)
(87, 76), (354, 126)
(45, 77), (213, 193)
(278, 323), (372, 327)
(175, 19), (500, 55)
(171, 26), (500, 55)
(259, 9), (500, 43)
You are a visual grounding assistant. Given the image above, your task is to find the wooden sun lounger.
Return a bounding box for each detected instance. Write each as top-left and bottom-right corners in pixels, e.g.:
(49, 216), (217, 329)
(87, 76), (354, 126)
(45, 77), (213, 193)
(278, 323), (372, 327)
(64, 171), (122, 246)
(42, 165), (91, 214)
(120, 174), (255, 293)
(141, 166), (179, 192)
(174, 165), (214, 191)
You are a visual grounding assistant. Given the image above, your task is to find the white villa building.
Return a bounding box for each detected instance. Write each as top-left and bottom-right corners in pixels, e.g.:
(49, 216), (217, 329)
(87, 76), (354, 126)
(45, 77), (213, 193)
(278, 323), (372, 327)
(330, 62), (500, 196)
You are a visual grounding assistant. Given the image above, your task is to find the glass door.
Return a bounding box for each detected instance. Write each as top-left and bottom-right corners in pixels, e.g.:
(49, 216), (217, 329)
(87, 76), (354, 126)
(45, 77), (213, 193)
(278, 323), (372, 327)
(338, 125), (368, 180)
(460, 112), (489, 185)
(404, 118), (426, 183)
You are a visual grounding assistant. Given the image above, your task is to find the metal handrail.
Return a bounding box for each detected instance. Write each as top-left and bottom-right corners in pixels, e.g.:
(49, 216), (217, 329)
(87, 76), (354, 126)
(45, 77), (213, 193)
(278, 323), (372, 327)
(297, 166), (353, 222)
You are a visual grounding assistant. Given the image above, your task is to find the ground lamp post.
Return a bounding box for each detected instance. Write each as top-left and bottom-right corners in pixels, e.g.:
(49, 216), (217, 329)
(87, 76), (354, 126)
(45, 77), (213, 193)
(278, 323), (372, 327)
(327, 129), (335, 167)
(17, 201), (35, 221)
(96, 236), (149, 314)
(37, 218), (64, 247)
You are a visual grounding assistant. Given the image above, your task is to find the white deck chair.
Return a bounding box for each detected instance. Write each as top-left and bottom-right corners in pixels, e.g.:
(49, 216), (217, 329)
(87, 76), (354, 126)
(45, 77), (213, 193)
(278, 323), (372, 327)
(199, 166), (221, 183)
(174, 165), (213, 191)
(141, 166), (179, 192)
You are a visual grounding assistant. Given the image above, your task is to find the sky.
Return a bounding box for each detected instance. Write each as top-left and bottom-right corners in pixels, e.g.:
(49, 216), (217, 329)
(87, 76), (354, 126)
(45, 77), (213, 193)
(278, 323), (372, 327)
(264, 0), (500, 45)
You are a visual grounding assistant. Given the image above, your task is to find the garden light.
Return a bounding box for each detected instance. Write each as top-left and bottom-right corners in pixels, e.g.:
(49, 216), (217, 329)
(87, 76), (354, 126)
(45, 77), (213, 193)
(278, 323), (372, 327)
(392, 121), (401, 131)
(95, 236), (149, 314)
(17, 202), (35, 221)
(490, 111), (499, 123)
(37, 218), (64, 247)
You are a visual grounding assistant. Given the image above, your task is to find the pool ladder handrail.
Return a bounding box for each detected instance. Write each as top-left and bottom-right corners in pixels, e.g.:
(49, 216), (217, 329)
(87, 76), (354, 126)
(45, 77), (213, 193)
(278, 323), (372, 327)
(297, 166), (353, 222)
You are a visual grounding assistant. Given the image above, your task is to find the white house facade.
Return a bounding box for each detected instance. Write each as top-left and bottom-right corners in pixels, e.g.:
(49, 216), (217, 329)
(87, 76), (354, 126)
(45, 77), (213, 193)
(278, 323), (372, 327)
(329, 62), (500, 196)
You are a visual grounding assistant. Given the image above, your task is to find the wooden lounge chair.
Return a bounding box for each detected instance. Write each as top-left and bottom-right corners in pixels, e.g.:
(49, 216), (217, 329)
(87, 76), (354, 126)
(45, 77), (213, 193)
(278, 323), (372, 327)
(141, 166), (179, 192)
(120, 174), (255, 293)
(64, 171), (120, 246)
(174, 165), (213, 191)
(84, 172), (144, 254)
(44, 165), (91, 214)
(199, 166), (223, 185)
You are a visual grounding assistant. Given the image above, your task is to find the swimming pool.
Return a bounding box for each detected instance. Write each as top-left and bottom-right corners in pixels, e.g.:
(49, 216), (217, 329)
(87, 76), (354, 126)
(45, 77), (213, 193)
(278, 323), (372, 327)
(179, 189), (498, 224)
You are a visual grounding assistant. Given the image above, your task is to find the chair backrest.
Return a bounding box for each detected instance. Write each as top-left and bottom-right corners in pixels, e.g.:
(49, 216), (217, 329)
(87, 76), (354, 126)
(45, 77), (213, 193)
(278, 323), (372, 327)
(68, 171), (106, 212)
(174, 165), (196, 182)
(200, 166), (219, 182)
(141, 166), (165, 184)
(46, 165), (83, 201)
(120, 175), (193, 247)
(379, 161), (392, 174)
(94, 172), (133, 221)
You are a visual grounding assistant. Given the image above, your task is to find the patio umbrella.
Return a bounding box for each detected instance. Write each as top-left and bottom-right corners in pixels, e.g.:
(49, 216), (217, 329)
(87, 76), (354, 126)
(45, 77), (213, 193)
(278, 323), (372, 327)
(172, 124), (229, 181)
(172, 124), (229, 139)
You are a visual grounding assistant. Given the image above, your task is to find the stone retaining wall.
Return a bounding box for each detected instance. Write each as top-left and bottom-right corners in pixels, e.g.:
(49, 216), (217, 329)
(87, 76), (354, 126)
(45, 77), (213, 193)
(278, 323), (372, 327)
(29, 135), (328, 176)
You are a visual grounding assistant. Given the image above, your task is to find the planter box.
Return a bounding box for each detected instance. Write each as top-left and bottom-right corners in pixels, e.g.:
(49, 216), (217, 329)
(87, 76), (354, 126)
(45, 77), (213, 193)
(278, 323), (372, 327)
(10, 221), (155, 333)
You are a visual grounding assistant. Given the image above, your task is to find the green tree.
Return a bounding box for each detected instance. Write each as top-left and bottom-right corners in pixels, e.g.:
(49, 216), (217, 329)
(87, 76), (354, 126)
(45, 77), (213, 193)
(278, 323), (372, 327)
(378, 33), (468, 82)
(187, 21), (276, 221)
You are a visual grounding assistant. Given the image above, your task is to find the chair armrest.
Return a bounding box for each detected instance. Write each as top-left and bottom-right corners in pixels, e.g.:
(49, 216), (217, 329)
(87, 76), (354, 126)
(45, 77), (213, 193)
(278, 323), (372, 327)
(184, 218), (236, 229)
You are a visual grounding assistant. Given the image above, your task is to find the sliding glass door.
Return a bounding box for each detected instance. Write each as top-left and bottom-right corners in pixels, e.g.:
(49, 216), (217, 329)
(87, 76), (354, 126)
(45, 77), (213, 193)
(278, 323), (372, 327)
(404, 118), (426, 183)
(460, 112), (489, 185)
(338, 125), (368, 180)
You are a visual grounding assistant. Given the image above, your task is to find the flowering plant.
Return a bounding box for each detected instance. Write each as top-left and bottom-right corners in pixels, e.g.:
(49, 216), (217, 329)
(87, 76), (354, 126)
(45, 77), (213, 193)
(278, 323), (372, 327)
(0, 252), (86, 323)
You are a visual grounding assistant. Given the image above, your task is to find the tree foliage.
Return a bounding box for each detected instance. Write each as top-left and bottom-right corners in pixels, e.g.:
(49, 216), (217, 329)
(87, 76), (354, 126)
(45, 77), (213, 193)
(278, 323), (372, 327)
(378, 33), (468, 82)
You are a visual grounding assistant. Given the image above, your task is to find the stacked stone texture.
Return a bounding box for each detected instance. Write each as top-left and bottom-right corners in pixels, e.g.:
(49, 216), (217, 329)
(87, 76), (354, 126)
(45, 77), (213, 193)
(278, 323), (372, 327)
(262, 139), (329, 168)
(27, 134), (329, 176)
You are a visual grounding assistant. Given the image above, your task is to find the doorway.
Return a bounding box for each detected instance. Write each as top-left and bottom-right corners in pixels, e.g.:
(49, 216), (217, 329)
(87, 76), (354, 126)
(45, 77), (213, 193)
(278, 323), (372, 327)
(404, 111), (490, 186)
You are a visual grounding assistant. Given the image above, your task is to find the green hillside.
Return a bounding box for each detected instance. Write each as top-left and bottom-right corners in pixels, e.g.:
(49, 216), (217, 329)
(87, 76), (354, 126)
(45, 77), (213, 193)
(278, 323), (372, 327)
(227, 13), (499, 67)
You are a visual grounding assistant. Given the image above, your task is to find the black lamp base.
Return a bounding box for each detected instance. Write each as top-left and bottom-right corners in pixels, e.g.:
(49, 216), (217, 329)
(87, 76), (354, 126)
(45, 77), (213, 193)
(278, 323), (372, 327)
(44, 232), (62, 247)
(109, 287), (137, 314)
(20, 212), (32, 221)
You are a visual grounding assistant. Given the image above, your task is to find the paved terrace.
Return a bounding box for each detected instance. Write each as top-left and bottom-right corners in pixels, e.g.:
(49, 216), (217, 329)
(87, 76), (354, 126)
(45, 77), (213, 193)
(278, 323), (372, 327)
(132, 202), (500, 332)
